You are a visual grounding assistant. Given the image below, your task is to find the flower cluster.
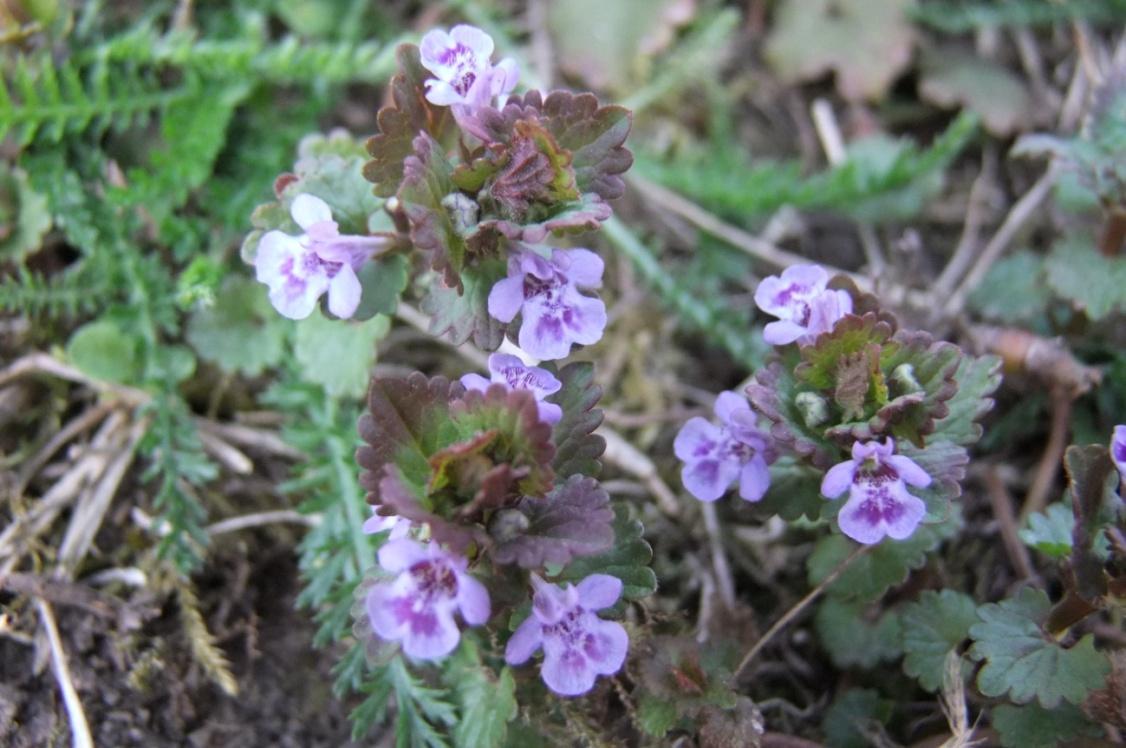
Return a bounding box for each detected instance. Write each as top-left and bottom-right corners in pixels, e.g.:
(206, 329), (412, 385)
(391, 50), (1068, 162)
(488, 248), (607, 360)
(674, 391), (773, 503)
(460, 352), (563, 424)
(324, 23), (638, 701)
(674, 262), (999, 549)
(366, 538), (490, 660)
(255, 194), (388, 319)
(419, 25), (518, 125)
(821, 438), (931, 544)
(505, 574), (628, 696)
(753, 263), (852, 346)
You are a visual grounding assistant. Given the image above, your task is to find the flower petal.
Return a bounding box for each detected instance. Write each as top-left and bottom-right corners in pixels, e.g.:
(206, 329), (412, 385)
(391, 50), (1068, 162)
(762, 320), (807, 345)
(450, 24), (494, 60)
(554, 248), (604, 289)
(738, 456), (771, 502)
(419, 29), (456, 73)
(575, 574), (622, 611)
(821, 459), (856, 498)
(459, 372), (492, 392)
(487, 274), (526, 323)
(327, 264), (361, 319)
(673, 418), (723, 462)
(491, 57), (519, 98)
(505, 615), (543, 665)
(887, 454), (932, 488)
(581, 616), (628, 676)
(456, 572), (491, 626)
(377, 538), (428, 573)
(424, 79), (465, 106)
(541, 647), (597, 697)
(290, 193), (333, 231)
(714, 391), (753, 429)
(682, 456), (740, 503)
(400, 605), (461, 660)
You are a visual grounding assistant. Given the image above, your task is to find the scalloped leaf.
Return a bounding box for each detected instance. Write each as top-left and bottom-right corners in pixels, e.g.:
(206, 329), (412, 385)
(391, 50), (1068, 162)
(796, 314), (895, 390)
(480, 118), (581, 223)
(968, 587), (1111, 708)
(930, 352), (1002, 447)
(420, 258), (506, 350)
(897, 439), (969, 510)
(446, 385), (556, 502)
(470, 90), (633, 200)
(991, 702), (1102, 748)
(547, 361), (606, 478)
(808, 514), (961, 603)
(822, 689), (893, 748)
(400, 132), (467, 288)
(555, 503), (656, 605)
(186, 277), (287, 377)
(746, 356), (839, 470)
(357, 372), (457, 504)
(765, 0), (915, 102)
(749, 458), (824, 522)
(901, 589), (977, 692)
(1020, 503), (1075, 559)
(294, 310), (391, 400)
(815, 597), (902, 669)
(492, 475), (613, 568)
(364, 44), (453, 198)
(474, 190), (612, 246)
(1045, 238), (1126, 321)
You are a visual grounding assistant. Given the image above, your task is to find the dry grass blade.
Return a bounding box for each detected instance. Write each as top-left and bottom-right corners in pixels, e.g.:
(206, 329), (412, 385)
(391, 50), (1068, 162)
(938, 650), (981, 748)
(36, 599), (94, 748)
(56, 416), (149, 577)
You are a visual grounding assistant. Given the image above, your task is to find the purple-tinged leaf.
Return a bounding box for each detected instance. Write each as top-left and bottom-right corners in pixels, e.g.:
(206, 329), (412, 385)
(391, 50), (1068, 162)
(492, 475), (614, 567)
(357, 372), (458, 505)
(470, 90), (633, 200)
(548, 362), (606, 478)
(400, 132), (467, 289)
(420, 257), (507, 349)
(746, 355), (838, 470)
(1063, 445), (1120, 603)
(364, 45), (454, 197)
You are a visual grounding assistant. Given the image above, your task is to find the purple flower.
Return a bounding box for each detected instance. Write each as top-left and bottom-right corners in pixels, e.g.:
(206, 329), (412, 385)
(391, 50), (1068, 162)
(488, 248), (607, 360)
(419, 25), (518, 118)
(255, 194), (387, 320)
(821, 438), (931, 544)
(363, 507), (411, 540)
(1112, 425), (1126, 483)
(674, 391), (773, 503)
(505, 574), (628, 697)
(753, 264), (853, 346)
(460, 353), (563, 424)
(365, 538), (490, 660)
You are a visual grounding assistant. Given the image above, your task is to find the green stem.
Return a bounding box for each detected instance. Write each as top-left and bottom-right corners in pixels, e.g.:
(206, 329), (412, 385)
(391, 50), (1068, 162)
(322, 395), (373, 576)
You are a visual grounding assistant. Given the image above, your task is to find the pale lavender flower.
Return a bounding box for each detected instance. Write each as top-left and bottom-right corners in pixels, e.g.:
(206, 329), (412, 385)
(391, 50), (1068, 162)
(460, 353), (563, 424)
(821, 438), (931, 544)
(255, 194), (386, 320)
(365, 538), (490, 660)
(505, 574), (628, 697)
(488, 248), (607, 360)
(363, 507), (411, 540)
(419, 25), (518, 117)
(754, 264), (853, 346)
(1112, 425), (1126, 483)
(674, 391), (773, 503)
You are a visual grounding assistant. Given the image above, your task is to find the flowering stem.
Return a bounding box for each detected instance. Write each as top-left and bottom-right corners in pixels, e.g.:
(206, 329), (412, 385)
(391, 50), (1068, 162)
(733, 543), (871, 681)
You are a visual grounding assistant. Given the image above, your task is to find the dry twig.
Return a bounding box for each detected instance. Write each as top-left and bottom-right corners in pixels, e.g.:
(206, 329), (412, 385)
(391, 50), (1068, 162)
(36, 600), (94, 748)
